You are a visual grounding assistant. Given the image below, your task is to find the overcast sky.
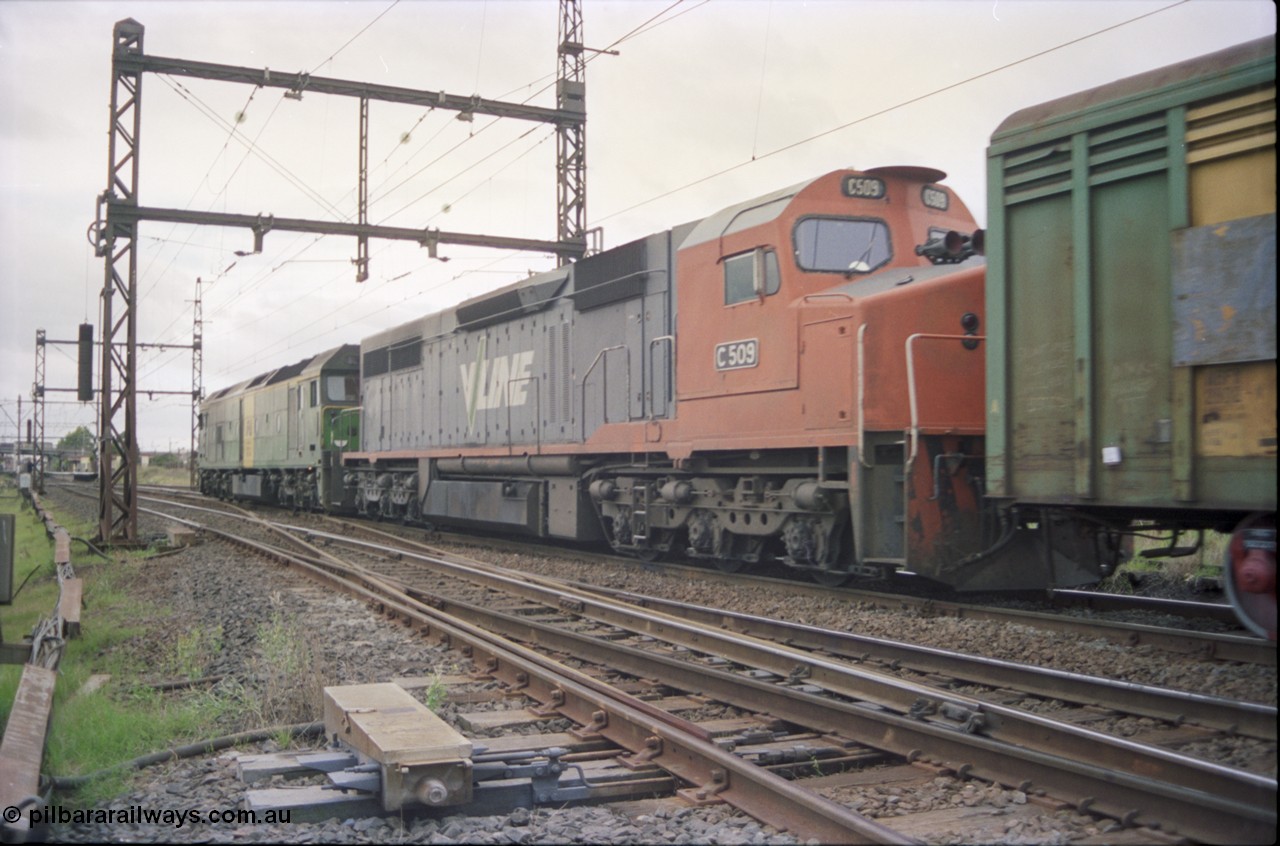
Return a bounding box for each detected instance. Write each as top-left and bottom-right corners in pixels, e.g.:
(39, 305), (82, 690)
(1, 0), (1273, 452)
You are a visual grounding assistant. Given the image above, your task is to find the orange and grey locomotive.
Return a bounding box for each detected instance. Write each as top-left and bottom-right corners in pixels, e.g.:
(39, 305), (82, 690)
(338, 165), (1089, 592)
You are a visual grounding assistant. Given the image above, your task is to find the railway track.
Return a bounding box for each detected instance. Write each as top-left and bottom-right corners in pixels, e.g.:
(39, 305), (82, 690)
(131, 483), (1274, 663)
(573, 559), (1268, 664)
(132, 492), (1276, 843)
(308, 519), (1277, 741)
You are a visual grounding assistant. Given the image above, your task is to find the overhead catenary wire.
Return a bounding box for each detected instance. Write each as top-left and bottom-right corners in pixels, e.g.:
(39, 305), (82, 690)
(156, 75), (353, 223)
(371, 0), (702, 213)
(750, 0), (774, 162)
(199, 0), (700, 350)
(593, 0), (1192, 226)
(209, 1), (707, 345)
(161, 0), (706, 346)
(135, 75), (347, 345)
(135, 0), (405, 343)
(203, 117), (555, 366)
(135, 84), (265, 310)
(212, 128), (559, 377)
(309, 0), (402, 76)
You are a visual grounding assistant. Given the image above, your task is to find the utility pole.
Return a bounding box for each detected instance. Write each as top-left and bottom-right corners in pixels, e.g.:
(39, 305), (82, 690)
(190, 277), (203, 489)
(33, 331), (46, 492)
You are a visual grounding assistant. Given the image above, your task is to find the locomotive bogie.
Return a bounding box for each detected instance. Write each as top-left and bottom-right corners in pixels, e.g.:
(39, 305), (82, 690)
(588, 468), (850, 574)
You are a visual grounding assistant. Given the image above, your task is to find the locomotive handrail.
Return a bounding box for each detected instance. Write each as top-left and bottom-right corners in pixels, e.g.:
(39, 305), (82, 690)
(581, 345), (631, 439)
(905, 332), (985, 467)
(856, 323), (872, 469)
(852, 323), (871, 568)
(647, 335), (675, 420)
(800, 292), (855, 304)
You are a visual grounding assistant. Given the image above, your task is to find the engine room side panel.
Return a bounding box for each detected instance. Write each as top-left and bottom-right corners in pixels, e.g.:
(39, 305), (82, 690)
(359, 230), (675, 457)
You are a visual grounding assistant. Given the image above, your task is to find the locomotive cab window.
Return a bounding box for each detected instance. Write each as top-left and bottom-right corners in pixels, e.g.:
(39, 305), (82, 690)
(794, 216), (891, 274)
(326, 375), (357, 402)
(724, 248), (781, 305)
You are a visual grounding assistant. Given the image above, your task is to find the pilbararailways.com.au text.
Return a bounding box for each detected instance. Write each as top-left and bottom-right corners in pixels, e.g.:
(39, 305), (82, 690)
(14, 805), (293, 828)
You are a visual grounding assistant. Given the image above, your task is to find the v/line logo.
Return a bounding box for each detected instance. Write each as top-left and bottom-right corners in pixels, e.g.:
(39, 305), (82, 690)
(460, 336), (535, 431)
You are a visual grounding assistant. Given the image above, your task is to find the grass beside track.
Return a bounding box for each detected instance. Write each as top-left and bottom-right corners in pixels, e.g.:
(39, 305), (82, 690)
(1100, 528), (1230, 595)
(0, 480), (310, 808)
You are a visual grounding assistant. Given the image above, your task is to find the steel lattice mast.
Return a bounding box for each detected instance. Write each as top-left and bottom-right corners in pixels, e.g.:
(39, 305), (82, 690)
(556, 0), (588, 257)
(91, 10), (589, 543)
(32, 331), (46, 494)
(94, 19), (144, 544)
(190, 277), (203, 489)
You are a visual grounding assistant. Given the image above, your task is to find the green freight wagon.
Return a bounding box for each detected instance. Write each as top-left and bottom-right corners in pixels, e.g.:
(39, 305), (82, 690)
(985, 37), (1276, 638)
(198, 344), (361, 511)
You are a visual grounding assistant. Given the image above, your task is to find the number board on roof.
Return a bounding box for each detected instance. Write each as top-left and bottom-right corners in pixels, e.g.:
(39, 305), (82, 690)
(921, 186), (950, 210)
(842, 176), (886, 199)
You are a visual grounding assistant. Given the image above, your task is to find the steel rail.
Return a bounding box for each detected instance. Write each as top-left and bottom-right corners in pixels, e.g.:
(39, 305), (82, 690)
(131, 489), (1274, 664)
(574, 584), (1278, 740)
(1049, 588), (1239, 623)
(133, 498), (1278, 841)
(329, 509), (1272, 663)
(318, 518), (1274, 740)
(138, 498), (1277, 741)
(143, 508), (906, 844)
(280, 524), (1277, 844)
(604, 560), (1274, 665)
(303, 520), (1275, 745)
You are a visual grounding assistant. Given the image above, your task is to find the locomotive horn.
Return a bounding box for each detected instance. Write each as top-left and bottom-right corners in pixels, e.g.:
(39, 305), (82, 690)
(914, 230), (979, 264)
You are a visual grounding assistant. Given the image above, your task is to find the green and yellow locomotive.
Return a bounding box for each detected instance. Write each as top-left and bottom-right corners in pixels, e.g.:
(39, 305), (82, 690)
(198, 344), (360, 511)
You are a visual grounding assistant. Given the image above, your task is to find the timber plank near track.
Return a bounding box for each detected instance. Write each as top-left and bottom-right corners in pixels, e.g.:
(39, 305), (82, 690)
(0, 664), (58, 835)
(2, 492), (85, 839)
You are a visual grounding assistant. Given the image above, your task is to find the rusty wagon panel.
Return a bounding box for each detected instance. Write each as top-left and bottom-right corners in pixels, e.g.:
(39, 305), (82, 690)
(985, 37), (1276, 517)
